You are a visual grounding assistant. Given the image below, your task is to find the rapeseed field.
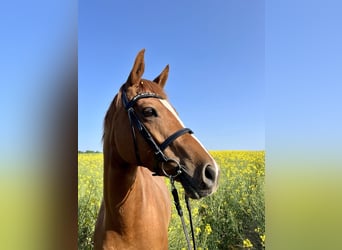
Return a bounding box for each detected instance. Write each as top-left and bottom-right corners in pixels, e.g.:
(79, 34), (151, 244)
(78, 151), (265, 249)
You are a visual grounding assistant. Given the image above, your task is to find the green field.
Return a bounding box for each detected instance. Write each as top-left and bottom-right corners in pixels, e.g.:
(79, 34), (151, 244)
(78, 151), (265, 249)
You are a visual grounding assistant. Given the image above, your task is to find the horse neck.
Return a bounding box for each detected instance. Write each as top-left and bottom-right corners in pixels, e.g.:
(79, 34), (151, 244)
(102, 146), (170, 226)
(102, 146), (154, 227)
(103, 147), (138, 211)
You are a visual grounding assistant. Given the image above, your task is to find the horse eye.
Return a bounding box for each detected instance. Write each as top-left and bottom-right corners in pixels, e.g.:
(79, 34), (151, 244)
(142, 107), (157, 117)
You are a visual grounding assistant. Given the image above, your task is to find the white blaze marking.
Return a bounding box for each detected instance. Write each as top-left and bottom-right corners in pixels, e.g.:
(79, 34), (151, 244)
(191, 134), (220, 178)
(159, 99), (185, 127)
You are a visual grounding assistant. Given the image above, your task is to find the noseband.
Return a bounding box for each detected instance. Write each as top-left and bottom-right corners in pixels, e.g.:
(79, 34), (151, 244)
(122, 89), (193, 176)
(122, 89), (197, 250)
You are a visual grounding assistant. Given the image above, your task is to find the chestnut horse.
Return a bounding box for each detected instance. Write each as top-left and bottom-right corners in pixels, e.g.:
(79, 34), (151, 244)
(94, 49), (219, 250)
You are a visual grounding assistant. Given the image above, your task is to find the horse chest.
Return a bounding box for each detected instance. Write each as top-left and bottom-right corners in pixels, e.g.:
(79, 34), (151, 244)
(130, 170), (171, 227)
(105, 171), (171, 249)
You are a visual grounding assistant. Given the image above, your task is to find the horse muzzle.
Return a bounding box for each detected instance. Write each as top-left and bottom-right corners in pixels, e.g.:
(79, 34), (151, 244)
(179, 162), (220, 199)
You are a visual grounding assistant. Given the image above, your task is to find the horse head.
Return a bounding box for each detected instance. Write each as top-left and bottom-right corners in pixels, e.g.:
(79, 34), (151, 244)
(104, 49), (219, 199)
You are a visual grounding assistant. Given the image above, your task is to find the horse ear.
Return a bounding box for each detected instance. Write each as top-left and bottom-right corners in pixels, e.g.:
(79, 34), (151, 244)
(126, 49), (145, 86)
(153, 65), (169, 88)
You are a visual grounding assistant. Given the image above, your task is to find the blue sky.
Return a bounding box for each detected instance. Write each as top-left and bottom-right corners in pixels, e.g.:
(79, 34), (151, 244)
(79, 1), (265, 151)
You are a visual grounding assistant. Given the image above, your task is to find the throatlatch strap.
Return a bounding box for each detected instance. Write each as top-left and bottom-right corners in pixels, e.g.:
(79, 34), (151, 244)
(127, 108), (142, 165)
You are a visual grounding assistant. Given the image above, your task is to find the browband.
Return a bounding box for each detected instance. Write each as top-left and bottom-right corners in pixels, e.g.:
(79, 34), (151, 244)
(122, 92), (163, 110)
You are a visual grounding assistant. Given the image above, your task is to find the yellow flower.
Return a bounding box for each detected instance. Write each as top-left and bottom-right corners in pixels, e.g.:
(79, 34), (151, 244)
(193, 207), (199, 216)
(243, 238), (253, 248)
(204, 224), (212, 235)
(195, 227), (201, 235)
(260, 234), (266, 243)
(200, 204), (208, 209)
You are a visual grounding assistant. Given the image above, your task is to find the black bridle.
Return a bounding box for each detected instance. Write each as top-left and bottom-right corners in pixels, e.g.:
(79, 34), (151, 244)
(122, 89), (197, 250)
(122, 90), (193, 175)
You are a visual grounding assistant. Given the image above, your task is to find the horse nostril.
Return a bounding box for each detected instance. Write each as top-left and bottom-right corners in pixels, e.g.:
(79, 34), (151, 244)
(202, 164), (216, 188)
(205, 166), (214, 180)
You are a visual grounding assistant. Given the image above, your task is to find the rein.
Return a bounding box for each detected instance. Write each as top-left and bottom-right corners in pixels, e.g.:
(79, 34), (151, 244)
(122, 89), (197, 250)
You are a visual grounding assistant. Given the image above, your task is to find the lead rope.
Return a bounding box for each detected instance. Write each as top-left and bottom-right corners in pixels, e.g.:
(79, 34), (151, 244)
(169, 177), (196, 250)
(185, 195), (197, 250)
